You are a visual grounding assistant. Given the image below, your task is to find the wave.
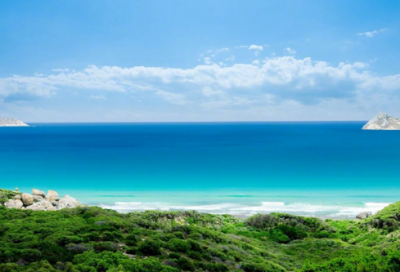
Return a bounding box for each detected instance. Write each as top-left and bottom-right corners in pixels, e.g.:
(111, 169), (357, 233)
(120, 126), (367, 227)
(98, 201), (391, 219)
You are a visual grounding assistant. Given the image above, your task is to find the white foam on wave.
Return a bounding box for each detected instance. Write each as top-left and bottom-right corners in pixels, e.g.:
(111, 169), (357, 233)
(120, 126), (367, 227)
(98, 201), (391, 219)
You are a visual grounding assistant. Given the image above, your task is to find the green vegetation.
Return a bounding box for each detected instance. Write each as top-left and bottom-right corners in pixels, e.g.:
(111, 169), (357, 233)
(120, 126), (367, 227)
(0, 189), (20, 205)
(0, 189), (400, 271)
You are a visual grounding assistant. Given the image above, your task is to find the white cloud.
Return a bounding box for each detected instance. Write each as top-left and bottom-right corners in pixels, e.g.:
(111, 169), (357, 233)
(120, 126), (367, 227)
(357, 28), (387, 38)
(225, 55), (236, 62)
(248, 44), (264, 51)
(1, 56), (400, 113)
(203, 57), (213, 65)
(217, 47), (229, 52)
(52, 68), (71, 72)
(156, 90), (188, 105)
(284, 47), (296, 55)
(236, 44), (264, 51)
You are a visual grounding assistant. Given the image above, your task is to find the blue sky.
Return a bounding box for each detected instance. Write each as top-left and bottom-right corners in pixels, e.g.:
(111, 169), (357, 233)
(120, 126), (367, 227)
(1, 0), (400, 122)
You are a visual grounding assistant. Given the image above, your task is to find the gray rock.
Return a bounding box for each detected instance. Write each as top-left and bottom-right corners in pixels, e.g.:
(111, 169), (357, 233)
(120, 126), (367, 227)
(46, 190), (60, 202)
(363, 113), (400, 130)
(5, 199), (24, 209)
(356, 211), (372, 219)
(21, 193), (34, 206)
(58, 195), (81, 209)
(32, 189), (45, 198)
(32, 195), (44, 203)
(25, 200), (56, 211)
(13, 195), (22, 200)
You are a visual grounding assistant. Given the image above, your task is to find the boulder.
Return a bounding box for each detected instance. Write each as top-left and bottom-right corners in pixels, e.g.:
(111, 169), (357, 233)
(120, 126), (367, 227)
(32, 189), (45, 198)
(13, 194), (22, 200)
(32, 195), (44, 203)
(21, 193), (34, 206)
(5, 199), (23, 209)
(25, 200), (56, 211)
(58, 195), (81, 209)
(46, 190), (60, 202)
(356, 211), (372, 219)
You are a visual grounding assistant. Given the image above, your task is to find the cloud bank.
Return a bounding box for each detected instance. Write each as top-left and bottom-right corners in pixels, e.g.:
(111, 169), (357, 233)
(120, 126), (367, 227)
(1, 55), (400, 121)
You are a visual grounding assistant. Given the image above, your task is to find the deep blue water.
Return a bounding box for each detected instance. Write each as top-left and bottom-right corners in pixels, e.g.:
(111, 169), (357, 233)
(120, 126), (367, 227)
(1, 122), (400, 217)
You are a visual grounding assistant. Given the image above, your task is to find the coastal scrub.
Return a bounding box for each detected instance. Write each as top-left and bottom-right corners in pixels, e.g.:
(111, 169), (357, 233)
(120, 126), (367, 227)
(0, 189), (399, 271)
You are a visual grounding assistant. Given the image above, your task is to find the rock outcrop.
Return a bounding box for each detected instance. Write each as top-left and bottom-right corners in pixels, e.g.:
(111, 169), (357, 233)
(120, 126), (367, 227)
(26, 200), (56, 211)
(13, 195), (22, 200)
(46, 190), (60, 202)
(32, 189), (45, 198)
(4, 188), (81, 211)
(58, 195), (81, 209)
(356, 211), (372, 219)
(362, 113), (400, 130)
(21, 193), (34, 206)
(5, 199), (24, 209)
(32, 195), (44, 202)
(0, 117), (29, 127)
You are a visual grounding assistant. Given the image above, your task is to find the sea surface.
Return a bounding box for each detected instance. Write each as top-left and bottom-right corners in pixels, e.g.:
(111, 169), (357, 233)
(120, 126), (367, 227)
(1, 122), (400, 218)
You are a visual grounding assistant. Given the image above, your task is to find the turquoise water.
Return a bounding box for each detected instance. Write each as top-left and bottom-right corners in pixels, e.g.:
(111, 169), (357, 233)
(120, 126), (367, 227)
(1, 122), (399, 218)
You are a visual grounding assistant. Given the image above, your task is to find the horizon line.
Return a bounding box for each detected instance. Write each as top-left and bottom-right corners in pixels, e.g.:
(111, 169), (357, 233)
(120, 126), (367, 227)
(22, 120), (368, 124)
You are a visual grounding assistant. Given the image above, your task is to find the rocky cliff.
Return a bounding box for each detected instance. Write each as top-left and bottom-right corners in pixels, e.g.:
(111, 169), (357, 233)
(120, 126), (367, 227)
(0, 117), (29, 127)
(362, 113), (400, 130)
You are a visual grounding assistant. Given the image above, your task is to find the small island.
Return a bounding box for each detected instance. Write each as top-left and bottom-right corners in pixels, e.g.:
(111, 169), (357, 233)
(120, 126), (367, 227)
(0, 117), (29, 127)
(362, 113), (400, 130)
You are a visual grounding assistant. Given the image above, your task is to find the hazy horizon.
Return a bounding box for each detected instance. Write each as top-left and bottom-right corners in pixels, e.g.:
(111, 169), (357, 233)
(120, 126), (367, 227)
(2, 119), (372, 123)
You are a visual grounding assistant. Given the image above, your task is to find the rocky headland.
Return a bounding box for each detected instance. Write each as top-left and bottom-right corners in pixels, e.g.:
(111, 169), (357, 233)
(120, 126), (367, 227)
(362, 113), (400, 130)
(0, 117), (29, 127)
(0, 188), (81, 211)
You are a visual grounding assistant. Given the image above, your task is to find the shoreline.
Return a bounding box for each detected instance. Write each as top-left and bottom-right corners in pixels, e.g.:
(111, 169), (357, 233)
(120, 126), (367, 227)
(2, 188), (394, 219)
(97, 201), (389, 220)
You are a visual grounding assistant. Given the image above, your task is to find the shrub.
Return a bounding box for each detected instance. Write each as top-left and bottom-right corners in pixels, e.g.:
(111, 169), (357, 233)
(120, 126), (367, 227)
(268, 229), (290, 243)
(168, 253), (181, 259)
(168, 238), (190, 253)
(138, 239), (161, 256)
(176, 257), (194, 271)
(125, 233), (138, 246)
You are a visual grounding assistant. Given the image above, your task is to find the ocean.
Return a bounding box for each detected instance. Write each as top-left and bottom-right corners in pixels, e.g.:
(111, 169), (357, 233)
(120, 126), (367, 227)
(1, 122), (399, 218)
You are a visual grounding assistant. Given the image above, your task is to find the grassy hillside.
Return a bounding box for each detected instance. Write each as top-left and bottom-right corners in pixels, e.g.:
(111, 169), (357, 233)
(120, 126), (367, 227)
(0, 189), (399, 271)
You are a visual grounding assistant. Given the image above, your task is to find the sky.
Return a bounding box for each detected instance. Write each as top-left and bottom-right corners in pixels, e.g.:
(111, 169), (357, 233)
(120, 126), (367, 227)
(1, 0), (400, 122)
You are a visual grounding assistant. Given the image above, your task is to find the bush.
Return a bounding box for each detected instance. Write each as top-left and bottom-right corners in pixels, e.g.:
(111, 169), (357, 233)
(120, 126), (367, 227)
(168, 253), (181, 259)
(138, 239), (161, 256)
(268, 229), (290, 243)
(168, 238), (190, 253)
(176, 257), (194, 271)
(125, 233), (138, 246)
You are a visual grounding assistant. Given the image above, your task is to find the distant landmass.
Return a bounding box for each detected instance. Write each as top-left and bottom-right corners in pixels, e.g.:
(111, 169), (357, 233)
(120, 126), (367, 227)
(0, 117), (29, 127)
(362, 113), (400, 130)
